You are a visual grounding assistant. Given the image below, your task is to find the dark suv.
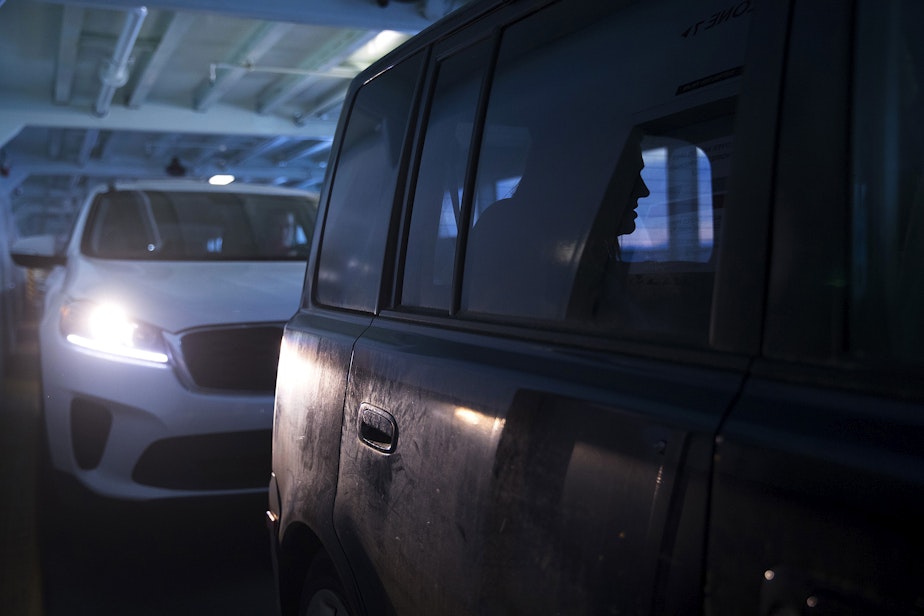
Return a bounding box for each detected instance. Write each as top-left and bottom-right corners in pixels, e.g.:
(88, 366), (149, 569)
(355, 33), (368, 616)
(267, 0), (924, 614)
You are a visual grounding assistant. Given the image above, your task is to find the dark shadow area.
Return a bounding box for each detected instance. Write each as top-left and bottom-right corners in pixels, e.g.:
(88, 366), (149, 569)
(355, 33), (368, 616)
(39, 491), (276, 615)
(1, 303), (44, 616)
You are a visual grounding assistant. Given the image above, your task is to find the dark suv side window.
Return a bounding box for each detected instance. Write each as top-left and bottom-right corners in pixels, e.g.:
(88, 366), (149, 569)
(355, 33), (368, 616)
(401, 40), (493, 312)
(315, 53), (423, 312)
(399, 1), (750, 346)
(852, 0), (924, 364)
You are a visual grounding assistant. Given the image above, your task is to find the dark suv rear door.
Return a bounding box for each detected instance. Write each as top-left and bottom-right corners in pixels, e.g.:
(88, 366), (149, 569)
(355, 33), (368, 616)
(340, 326), (744, 615)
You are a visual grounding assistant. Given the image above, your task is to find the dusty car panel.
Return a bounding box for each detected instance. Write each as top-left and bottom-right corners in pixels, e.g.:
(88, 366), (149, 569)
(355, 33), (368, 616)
(336, 321), (743, 614)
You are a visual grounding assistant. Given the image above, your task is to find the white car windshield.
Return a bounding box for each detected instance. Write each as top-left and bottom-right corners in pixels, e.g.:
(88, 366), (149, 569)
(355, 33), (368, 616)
(81, 189), (316, 261)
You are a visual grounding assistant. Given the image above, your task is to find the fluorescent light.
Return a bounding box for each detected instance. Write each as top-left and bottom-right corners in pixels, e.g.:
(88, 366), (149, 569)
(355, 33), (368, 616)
(209, 174), (235, 186)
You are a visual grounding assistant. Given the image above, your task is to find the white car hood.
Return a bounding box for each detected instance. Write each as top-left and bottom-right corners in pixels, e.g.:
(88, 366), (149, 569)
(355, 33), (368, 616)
(62, 258), (307, 333)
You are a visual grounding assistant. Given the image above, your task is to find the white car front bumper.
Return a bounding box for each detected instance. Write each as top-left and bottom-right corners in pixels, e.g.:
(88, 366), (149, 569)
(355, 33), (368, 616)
(40, 316), (277, 501)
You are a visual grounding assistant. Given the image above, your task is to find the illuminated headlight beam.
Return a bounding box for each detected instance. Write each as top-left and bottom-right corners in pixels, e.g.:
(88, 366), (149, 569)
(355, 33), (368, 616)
(65, 334), (169, 363)
(60, 301), (169, 364)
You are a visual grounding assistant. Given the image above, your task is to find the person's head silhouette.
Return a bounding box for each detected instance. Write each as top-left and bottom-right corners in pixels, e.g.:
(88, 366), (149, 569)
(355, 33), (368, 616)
(616, 135), (651, 236)
(266, 210), (297, 255)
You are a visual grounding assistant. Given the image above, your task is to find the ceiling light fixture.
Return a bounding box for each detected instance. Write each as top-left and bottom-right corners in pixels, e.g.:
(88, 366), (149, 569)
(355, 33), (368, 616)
(208, 174), (235, 186)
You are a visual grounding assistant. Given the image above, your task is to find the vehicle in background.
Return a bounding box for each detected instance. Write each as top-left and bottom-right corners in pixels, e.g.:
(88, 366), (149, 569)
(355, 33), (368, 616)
(267, 0), (924, 614)
(11, 179), (317, 501)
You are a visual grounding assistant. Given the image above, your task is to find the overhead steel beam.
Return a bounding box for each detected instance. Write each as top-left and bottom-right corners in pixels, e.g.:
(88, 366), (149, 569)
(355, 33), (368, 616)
(12, 155), (317, 183)
(191, 136), (235, 166)
(47, 130), (64, 160)
(54, 6), (84, 104)
(11, 201), (79, 215)
(0, 170), (30, 195)
(286, 175), (326, 191)
(193, 22), (294, 112)
(423, 0), (454, 21)
(127, 12), (196, 108)
(34, 0), (448, 33)
(279, 139), (332, 163)
(141, 132), (181, 164)
(228, 135), (292, 165)
(98, 130), (122, 160)
(0, 95), (338, 139)
(257, 29), (376, 115)
(301, 85), (349, 118)
(67, 174), (84, 191)
(76, 32), (157, 54)
(76, 129), (100, 165)
(12, 185), (85, 199)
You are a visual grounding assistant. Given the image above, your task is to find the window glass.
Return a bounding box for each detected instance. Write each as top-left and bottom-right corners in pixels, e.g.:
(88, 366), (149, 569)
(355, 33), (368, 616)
(316, 53), (423, 312)
(621, 140), (719, 264)
(82, 190), (316, 261)
(401, 40), (492, 311)
(85, 192), (153, 257)
(852, 0), (924, 363)
(459, 0), (749, 345)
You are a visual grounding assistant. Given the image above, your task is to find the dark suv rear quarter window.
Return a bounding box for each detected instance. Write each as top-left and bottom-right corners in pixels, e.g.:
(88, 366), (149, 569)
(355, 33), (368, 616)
(315, 53), (424, 313)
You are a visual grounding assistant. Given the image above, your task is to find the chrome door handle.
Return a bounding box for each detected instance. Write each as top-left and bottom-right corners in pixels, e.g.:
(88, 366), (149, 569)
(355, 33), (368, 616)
(359, 403), (398, 453)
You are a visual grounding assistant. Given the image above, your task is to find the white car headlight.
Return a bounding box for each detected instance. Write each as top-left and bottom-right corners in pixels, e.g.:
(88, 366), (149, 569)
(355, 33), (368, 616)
(60, 300), (169, 364)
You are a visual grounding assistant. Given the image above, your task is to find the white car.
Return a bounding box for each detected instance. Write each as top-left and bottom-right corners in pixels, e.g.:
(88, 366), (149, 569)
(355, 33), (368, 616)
(11, 179), (317, 501)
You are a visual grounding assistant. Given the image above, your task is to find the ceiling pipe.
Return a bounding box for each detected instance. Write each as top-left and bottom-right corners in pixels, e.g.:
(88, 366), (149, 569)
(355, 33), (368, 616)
(94, 6), (148, 118)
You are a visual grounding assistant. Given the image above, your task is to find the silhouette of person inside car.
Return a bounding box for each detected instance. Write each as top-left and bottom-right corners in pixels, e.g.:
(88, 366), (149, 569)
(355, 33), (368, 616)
(616, 132), (651, 237)
(567, 126), (652, 318)
(465, 125), (651, 320)
(265, 209), (298, 257)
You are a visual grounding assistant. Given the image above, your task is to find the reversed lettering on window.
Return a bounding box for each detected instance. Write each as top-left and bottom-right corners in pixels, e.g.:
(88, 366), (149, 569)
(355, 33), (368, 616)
(681, 2), (753, 38)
